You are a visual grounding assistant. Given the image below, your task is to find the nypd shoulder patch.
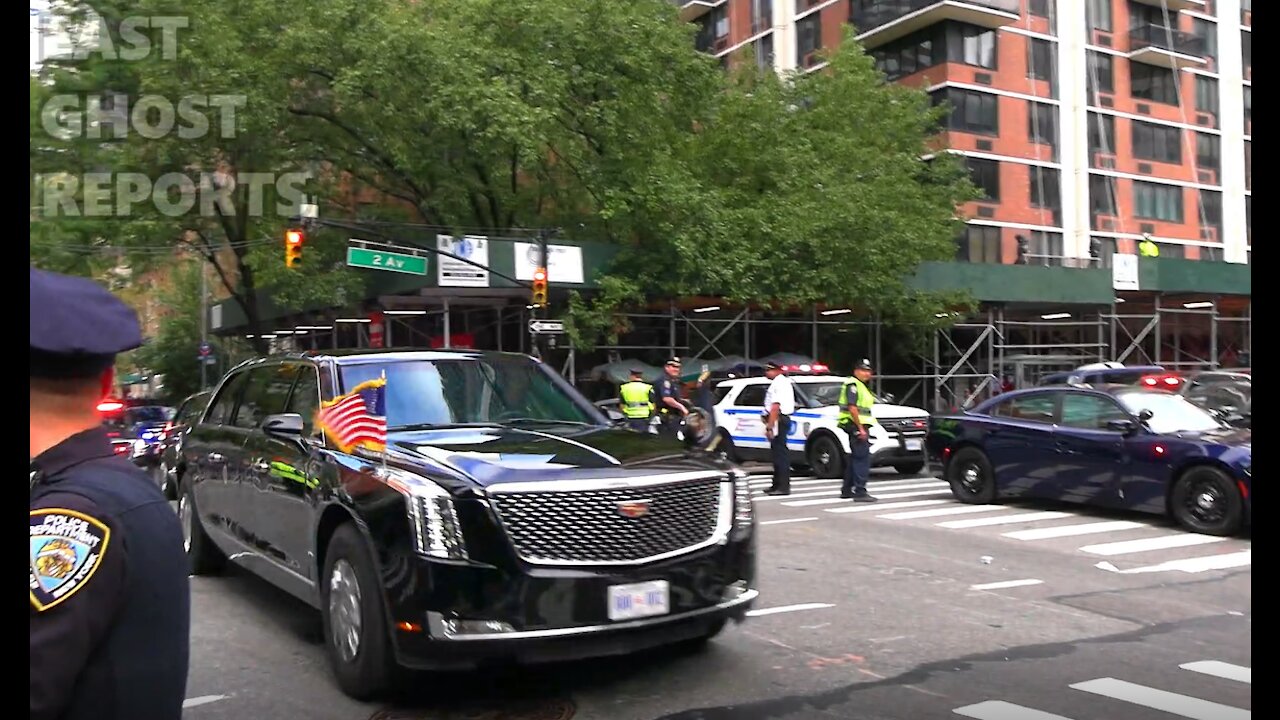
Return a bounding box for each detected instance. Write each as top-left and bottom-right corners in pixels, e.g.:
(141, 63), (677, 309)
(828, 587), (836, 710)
(30, 508), (111, 612)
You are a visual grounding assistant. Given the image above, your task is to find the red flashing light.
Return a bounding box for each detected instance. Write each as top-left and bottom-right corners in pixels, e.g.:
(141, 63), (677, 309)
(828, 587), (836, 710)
(532, 268), (547, 282)
(913, 420), (926, 428)
(1153, 444), (1166, 456)
(97, 400), (125, 413)
(1141, 374), (1182, 390)
(285, 229), (303, 246)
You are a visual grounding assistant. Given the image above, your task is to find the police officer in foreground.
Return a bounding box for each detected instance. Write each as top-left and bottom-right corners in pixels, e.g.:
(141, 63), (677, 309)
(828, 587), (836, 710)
(656, 357), (689, 438)
(30, 268), (190, 720)
(618, 368), (655, 432)
(837, 358), (879, 502)
(762, 360), (795, 496)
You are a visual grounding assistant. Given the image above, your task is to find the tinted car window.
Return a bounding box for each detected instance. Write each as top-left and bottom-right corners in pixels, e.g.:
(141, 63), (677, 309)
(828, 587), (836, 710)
(993, 394), (1057, 423)
(179, 394), (211, 424)
(205, 373), (248, 425)
(712, 384), (735, 404)
(125, 406), (174, 425)
(1059, 393), (1129, 430)
(233, 365), (300, 430)
(286, 365), (322, 437)
(735, 385), (767, 408)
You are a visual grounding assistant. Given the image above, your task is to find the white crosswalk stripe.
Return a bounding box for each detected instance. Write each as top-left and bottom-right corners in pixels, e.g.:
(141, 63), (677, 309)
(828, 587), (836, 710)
(879, 504), (1004, 520)
(952, 661), (1250, 719)
(827, 499), (949, 514)
(783, 488), (952, 508)
(1078, 534), (1229, 556)
(936, 511), (1074, 529)
(1002, 520), (1147, 541)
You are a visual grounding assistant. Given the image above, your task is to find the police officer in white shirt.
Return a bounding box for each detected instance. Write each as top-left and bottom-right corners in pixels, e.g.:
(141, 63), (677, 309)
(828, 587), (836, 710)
(762, 361), (796, 496)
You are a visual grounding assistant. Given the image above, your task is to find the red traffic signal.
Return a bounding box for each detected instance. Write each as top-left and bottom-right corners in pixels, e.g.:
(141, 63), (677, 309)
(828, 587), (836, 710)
(531, 267), (548, 307)
(285, 229), (304, 268)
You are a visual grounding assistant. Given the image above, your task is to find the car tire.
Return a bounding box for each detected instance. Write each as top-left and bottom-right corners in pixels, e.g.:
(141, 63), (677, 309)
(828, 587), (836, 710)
(321, 523), (400, 701)
(1170, 466), (1244, 536)
(182, 484), (226, 575)
(947, 448), (997, 504)
(807, 434), (845, 479)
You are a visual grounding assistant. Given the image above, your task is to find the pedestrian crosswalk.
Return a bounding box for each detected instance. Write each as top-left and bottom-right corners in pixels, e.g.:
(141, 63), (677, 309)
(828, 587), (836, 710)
(747, 473), (1251, 575)
(952, 660), (1250, 719)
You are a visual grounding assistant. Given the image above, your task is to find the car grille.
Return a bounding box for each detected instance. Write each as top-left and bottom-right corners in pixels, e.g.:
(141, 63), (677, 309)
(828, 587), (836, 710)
(489, 477), (728, 565)
(881, 418), (927, 434)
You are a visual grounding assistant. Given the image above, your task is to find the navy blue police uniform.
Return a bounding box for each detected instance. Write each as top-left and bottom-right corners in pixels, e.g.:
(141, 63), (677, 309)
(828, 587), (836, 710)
(30, 268), (190, 720)
(655, 358), (685, 438)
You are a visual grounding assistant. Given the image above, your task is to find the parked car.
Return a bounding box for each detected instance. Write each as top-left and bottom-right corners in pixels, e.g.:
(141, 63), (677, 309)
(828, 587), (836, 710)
(180, 350), (758, 699)
(712, 374), (930, 477)
(145, 391), (213, 499)
(126, 405), (178, 466)
(1038, 362), (1182, 389)
(925, 384), (1250, 536)
(1180, 370), (1250, 428)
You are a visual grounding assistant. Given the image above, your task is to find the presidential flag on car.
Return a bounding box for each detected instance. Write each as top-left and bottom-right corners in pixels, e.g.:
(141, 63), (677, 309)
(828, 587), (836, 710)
(316, 374), (387, 454)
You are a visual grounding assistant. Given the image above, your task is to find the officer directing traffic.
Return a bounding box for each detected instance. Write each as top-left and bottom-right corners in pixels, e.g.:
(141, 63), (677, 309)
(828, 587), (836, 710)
(656, 357), (688, 438)
(30, 268), (190, 720)
(837, 358), (879, 502)
(618, 368), (655, 432)
(762, 361), (796, 496)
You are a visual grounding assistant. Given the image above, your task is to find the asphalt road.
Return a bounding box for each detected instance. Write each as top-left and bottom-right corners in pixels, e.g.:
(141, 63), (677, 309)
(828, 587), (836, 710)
(181, 466), (1251, 720)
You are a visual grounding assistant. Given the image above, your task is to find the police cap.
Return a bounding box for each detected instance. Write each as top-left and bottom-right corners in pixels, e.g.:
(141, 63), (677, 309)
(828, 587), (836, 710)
(30, 267), (142, 379)
(764, 360), (781, 370)
(855, 358), (873, 371)
(666, 357), (681, 367)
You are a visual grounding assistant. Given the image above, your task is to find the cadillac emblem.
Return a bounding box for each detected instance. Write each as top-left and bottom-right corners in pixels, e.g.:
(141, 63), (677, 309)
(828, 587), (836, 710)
(616, 500), (652, 519)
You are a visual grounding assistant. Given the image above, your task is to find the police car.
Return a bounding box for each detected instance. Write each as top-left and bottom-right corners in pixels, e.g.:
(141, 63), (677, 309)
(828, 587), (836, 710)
(712, 375), (930, 477)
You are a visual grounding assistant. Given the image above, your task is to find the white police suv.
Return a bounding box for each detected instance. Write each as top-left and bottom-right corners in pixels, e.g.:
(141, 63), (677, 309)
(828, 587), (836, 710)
(711, 375), (930, 478)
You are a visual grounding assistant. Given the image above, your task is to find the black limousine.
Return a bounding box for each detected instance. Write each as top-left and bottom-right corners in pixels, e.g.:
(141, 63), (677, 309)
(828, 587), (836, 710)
(179, 350), (758, 698)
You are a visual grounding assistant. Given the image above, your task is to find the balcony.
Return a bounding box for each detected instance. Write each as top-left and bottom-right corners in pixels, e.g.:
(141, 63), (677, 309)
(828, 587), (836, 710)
(1127, 0), (1205, 11)
(851, 0), (1020, 49)
(673, 0), (727, 22)
(1128, 24), (1207, 69)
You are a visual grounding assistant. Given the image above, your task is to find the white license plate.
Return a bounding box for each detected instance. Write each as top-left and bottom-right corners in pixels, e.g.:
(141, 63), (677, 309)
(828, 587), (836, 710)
(905, 439), (922, 451)
(607, 580), (670, 621)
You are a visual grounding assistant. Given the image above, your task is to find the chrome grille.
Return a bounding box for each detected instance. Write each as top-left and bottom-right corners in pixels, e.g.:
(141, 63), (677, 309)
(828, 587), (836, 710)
(881, 418), (927, 434)
(489, 476), (728, 565)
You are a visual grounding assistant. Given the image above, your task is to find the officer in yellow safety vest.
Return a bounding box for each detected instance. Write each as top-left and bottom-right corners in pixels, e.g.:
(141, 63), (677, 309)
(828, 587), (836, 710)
(618, 369), (655, 433)
(837, 358), (879, 502)
(1139, 235), (1160, 258)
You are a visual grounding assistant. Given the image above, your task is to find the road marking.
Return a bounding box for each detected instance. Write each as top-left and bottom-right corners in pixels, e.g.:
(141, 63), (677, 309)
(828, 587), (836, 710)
(879, 504), (1005, 520)
(1002, 520), (1146, 541)
(1070, 678), (1250, 720)
(1078, 534), (1229, 556)
(1180, 661), (1251, 684)
(969, 579), (1044, 591)
(760, 517), (819, 526)
(756, 489), (844, 501)
(953, 700), (1074, 719)
(755, 480), (945, 501)
(937, 511), (1073, 529)
(1095, 550), (1251, 575)
(746, 603), (836, 617)
(183, 695), (230, 709)
(828, 499), (949, 514)
(750, 478), (837, 488)
(784, 489), (951, 507)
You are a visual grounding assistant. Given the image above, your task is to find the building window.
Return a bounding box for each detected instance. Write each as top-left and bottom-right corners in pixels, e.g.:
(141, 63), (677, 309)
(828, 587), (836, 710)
(1246, 195), (1251, 244)
(870, 22), (998, 81)
(1242, 30), (1250, 70)
(1028, 102), (1057, 153)
(1244, 140), (1250, 190)
(1087, 51), (1113, 97)
(1027, 38), (1055, 83)
(1193, 18), (1217, 63)
(1029, 0), (1051, 17)
(954, 24), (997, 69)
(1200, 245), (1223, 262)
(966, 157), (1001, 202)
(930, 88), (1000, 135)
(1199, 189), (1223, 234)
(1087, 0), (1112, 32)
(1029, 167), (1061, 212)
(1090, 174), (1118, 216)
(1133, 181), (1184, 223)
(960, 225), (1001, 264)
(1130, 64), (1181, 106)
(1196, 133), (1220, 173)
(751, 0), (772, 34)
(1087, 112), (1116, 157)
(1158, 243), (1186, 260)
(1028, 231), (1064, 266)
(1090, 236), (1117, 268)
(1131, 120), (1182, 164)
(1243, 85), (1251, 130)
(797, 15), (821, 68)
(754, 34), (774, 70)
(1195, 75), (1218, 116)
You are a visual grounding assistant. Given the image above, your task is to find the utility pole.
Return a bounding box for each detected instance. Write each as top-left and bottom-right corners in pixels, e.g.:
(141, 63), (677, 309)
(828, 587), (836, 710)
(199, 259), (208, 390)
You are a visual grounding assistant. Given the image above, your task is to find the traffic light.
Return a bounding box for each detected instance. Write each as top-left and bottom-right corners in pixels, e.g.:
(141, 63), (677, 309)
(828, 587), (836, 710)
(1015, 235), (1029, 265)
(285, 229), (303, 268)
(531, 267), (548, 307)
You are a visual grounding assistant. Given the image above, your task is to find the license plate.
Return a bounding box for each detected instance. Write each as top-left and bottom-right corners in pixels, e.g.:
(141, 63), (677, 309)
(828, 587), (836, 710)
(607, 580), (670, 621)
(905, 439), (922, 451)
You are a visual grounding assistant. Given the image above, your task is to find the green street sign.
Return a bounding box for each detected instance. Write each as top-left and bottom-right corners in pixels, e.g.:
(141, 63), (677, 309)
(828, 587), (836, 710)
(346, 247), (427, 275)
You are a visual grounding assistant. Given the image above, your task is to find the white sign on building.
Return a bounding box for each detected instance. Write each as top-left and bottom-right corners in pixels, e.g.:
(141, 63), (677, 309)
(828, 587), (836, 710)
(513, 242), (585, 284)
(1112, 253), (1140, 291)
(436, 234), (490, 287)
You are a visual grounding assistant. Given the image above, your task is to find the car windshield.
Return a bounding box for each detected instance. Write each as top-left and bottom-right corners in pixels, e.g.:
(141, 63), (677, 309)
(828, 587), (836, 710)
(1117, 392), (1223, 434)
(340, 357), (604, 429)
(126, 406), (175, 424)
(801, 381), (879, 407)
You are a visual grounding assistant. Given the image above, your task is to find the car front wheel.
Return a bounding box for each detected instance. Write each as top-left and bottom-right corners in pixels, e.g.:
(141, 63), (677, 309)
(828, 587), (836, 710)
(947, 448), (997, 504)
(807, 435), (844, 479)
(1170, 467), (1244, 536)
(321, 523), (400, 700)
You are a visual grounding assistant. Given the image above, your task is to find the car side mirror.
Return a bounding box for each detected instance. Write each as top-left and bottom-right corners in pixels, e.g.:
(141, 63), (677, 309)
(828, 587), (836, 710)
(880, 393), (896, 404)
(262, 413), (304, 438)
(1105, 418), (1137, 434)
(1137, 409), (1154, 422)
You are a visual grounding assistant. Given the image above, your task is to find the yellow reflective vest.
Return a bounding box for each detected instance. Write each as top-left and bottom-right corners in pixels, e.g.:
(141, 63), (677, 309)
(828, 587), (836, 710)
(619, 381), (655, 419)
(836, 377), (878, 428)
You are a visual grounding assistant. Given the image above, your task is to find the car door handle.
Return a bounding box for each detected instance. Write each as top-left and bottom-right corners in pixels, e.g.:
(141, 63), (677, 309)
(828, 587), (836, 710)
(206, 452), (225, 464)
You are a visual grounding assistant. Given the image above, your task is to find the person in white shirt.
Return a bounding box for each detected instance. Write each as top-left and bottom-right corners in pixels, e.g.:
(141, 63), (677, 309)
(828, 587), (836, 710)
(762, 361), (796, 495)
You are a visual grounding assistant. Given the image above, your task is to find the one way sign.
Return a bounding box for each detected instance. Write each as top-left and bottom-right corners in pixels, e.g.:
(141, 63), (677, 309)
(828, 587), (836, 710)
(528, 319), (565, 334)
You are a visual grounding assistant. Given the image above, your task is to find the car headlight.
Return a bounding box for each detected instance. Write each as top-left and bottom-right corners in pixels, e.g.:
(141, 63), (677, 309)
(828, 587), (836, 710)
(381, 467), (468, 560)
(731, 468), (753, 537)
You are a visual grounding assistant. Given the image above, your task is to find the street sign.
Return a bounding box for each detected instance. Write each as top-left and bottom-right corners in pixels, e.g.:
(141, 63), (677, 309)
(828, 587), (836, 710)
(437, 234), (491, 287)
(198, 341), (211, 357)
(347, 246), (428, 276)
(528, 319), (565, 334)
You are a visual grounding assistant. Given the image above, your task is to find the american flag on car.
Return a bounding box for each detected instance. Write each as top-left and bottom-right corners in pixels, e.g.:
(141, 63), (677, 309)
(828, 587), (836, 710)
(315, 375), (387, 453)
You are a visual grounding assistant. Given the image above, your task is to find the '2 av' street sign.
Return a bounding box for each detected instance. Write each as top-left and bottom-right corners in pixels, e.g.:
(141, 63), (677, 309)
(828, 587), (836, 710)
(528, 319), (565, 335)
(346, 246), (427, 276)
